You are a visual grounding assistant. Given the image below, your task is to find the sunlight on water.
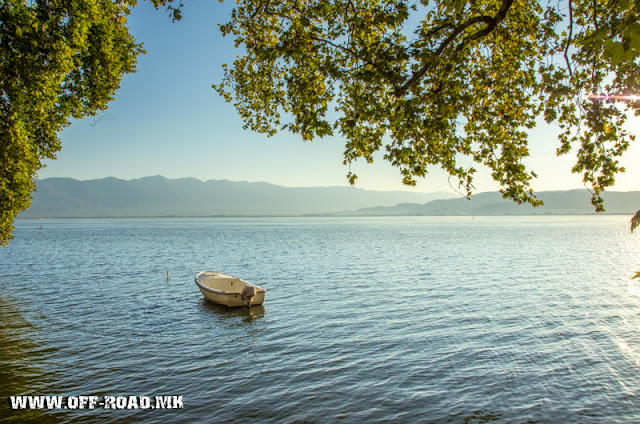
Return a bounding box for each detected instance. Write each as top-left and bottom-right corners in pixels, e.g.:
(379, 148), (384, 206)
(628, 284), (640, 297)
(617, 340), (631, 351)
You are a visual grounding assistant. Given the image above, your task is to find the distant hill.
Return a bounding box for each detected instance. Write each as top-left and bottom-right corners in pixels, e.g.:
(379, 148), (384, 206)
(342, 190), (640, 216)
(18, 176), (455, 218)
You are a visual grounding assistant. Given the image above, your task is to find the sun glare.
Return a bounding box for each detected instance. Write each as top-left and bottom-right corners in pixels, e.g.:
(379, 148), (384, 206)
(587, 94), (640, 102)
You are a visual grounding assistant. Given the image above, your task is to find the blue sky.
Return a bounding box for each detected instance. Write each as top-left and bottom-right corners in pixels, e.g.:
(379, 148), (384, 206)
(39, 1), (640, 194)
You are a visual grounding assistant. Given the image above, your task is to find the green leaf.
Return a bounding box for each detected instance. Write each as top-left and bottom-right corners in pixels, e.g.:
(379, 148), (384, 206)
(604, 40), (625, 66)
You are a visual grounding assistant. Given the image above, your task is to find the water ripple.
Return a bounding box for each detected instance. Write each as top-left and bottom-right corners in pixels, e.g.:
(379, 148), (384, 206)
(0, 216), (639, 423)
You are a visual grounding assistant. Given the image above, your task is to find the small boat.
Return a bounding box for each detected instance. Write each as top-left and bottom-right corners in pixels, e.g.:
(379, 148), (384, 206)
(195, 271), (266, 308)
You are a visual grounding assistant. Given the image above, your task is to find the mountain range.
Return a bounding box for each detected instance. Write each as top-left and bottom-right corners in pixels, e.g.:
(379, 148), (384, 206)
(18, 176), (454, 218)
(18, 177), (639, 218)
(343, 190), (640, 216)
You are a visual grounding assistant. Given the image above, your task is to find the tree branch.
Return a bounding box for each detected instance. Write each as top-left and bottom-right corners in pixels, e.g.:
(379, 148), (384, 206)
(249, 0), (271, 20)
(564, 0), (573, 76)
(394, 0), (514, 97)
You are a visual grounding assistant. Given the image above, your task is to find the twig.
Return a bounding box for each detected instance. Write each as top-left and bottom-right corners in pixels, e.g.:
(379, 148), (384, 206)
(564, 0), (573, 76)
(90, 114), (111, 127)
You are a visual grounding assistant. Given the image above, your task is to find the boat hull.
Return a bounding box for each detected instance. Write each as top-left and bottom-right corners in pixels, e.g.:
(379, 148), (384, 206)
(195, 271), (266, 307)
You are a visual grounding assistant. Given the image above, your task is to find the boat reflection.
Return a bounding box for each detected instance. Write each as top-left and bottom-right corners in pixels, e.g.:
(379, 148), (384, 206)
(198, 298), (266, 323)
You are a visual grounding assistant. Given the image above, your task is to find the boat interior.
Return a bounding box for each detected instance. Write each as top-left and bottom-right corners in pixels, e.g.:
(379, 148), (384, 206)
(199, 276), (248, 293)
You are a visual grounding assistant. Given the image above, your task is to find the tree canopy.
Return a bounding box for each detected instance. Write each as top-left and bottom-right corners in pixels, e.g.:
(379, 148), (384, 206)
(0, 0), (183, 246)
(215, 0), (640, 211)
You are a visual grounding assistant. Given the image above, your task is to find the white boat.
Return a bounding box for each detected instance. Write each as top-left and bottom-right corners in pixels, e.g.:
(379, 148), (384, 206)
(195, 271), (266, 308)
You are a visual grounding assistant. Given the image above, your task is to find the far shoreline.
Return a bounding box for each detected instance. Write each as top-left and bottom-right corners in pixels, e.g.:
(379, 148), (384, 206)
(16, 212), (636, 220)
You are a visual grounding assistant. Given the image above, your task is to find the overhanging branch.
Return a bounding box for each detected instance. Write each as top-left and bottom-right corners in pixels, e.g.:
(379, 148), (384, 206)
(394, 0), (514, 97)
(565, 0), (573, 76)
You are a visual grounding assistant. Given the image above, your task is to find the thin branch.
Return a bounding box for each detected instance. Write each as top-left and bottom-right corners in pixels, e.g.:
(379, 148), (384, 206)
(394, 0), (514, 97)
(90, 114), (111, 127)
(447, 174), (468, 197)
(306, 34), (388, 79)
(422, 21), (458, 40)
(307, 35), (361, 59)
(564, 0), (573, 76)
(249, 0), (271, 20)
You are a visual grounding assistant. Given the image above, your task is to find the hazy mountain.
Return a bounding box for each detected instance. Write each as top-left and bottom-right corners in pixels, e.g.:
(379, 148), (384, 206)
(342, 190), (640, 216)
(18, 176), (456, 218)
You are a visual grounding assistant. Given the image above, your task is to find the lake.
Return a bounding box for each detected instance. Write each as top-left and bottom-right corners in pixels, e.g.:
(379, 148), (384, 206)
(1, 216), (639, 423)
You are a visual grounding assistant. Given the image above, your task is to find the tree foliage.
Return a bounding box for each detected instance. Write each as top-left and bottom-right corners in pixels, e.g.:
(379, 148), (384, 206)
(0, 0), (182, 246)
(215, 0), (640, 211)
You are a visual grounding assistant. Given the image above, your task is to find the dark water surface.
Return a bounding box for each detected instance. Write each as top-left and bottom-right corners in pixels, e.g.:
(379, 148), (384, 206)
(1, 216), (639, 423)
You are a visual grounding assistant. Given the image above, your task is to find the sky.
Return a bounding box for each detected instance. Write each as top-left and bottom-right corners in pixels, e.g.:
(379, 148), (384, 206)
(38, 0), (640, 195)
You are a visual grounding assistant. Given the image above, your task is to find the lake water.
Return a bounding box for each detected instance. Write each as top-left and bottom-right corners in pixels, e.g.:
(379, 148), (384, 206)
(1, 216), (639, 423)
